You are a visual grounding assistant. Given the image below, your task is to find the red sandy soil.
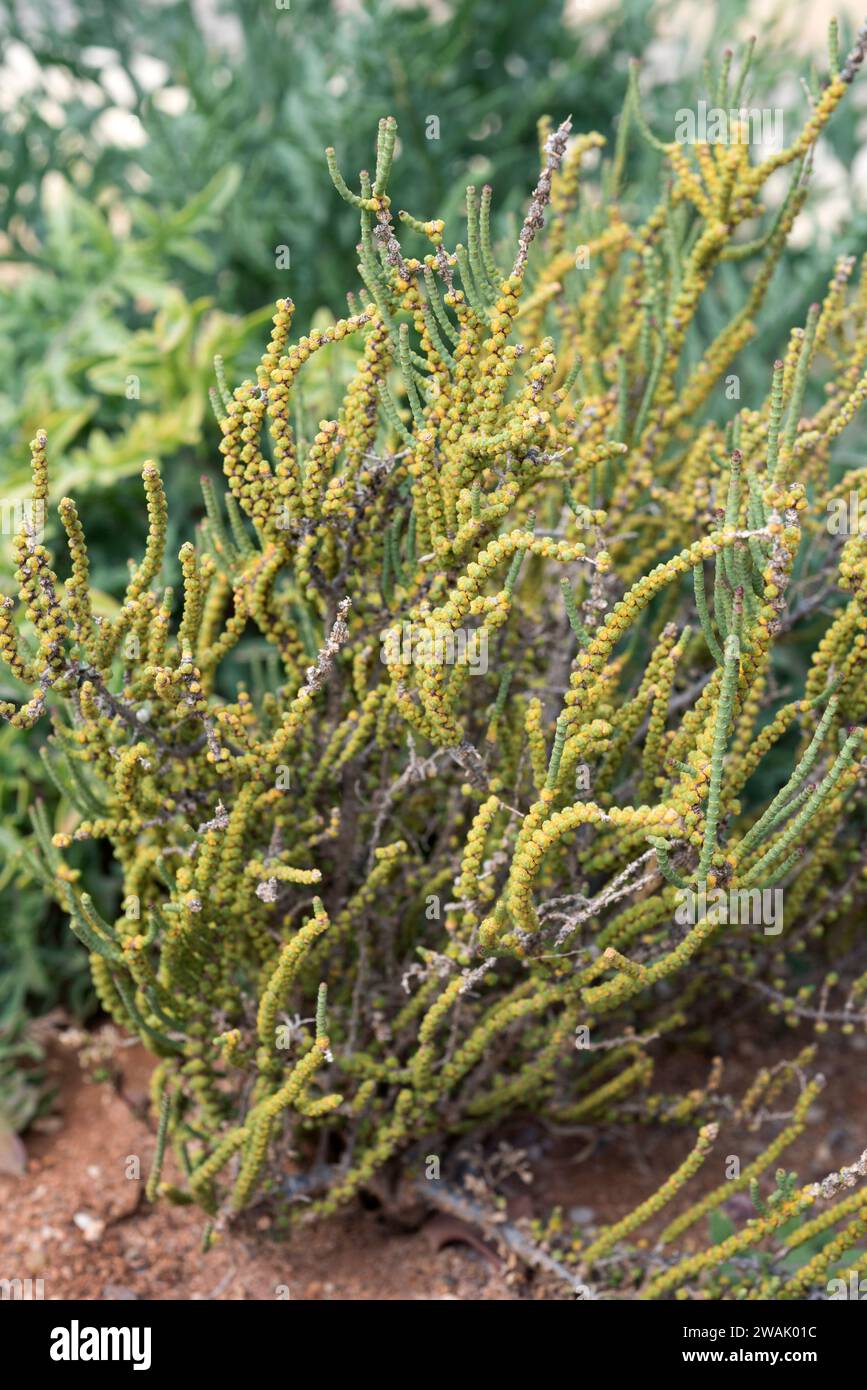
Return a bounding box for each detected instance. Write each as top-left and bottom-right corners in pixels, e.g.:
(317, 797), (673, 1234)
(1, 1015), (865, 1300)
(0, 1022), (519, 1301)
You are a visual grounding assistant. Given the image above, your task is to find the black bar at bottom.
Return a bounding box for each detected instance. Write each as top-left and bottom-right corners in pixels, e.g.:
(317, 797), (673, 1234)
(2, 1293), (861, 1377)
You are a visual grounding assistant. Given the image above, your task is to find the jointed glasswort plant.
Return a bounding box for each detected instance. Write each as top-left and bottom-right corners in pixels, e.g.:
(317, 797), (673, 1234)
(4, 22), (867, 1297)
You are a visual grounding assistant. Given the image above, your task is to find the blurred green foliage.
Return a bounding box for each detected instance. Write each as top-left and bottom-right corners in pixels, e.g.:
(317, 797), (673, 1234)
(0, 167), (272, 507)
(1, 0), (657, 318)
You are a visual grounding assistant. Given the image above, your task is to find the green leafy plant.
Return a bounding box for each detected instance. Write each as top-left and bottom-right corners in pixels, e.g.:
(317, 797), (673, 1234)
(2, 21), (867, 1298)
(0, 167), (268, 510)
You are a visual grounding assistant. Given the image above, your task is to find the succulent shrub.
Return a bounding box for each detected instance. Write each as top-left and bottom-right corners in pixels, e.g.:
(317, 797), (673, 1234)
(4, 25), (867, 1296)
(0, 0), (661, 1061)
